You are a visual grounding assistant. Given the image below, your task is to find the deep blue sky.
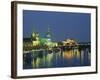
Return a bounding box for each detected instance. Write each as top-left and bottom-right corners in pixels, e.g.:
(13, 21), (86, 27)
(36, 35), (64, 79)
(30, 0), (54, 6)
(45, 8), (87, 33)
(23, 10), (91, 42)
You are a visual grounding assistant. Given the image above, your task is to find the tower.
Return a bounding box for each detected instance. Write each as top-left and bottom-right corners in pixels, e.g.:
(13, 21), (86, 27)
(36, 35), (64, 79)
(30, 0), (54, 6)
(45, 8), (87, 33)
(44, 27), (52, 47)
(46, 27), (52, 40)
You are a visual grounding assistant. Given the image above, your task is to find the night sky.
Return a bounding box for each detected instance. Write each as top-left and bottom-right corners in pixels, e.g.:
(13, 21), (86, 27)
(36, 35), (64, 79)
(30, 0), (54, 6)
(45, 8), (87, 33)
(23, 10), (91, 42)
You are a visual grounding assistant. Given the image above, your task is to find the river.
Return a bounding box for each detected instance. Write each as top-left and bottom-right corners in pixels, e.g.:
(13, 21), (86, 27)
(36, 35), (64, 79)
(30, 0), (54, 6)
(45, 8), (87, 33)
(23, 47), (91, 69)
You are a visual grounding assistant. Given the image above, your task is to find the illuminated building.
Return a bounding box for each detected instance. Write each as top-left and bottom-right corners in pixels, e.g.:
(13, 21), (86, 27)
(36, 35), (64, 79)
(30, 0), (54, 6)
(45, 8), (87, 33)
(23, 27), (80, 51)
(43, 27), (52, 48)
(62, 39), (78, 46)
(31, 32), (40, 47)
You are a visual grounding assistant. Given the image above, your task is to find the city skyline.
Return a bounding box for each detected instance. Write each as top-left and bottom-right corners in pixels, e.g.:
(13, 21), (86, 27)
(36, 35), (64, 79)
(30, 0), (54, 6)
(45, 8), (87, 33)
(23, 10), (91, 42)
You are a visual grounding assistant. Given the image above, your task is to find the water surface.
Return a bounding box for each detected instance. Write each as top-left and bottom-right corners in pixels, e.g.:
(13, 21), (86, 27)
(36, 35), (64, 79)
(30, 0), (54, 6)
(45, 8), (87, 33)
(23, 48), (90, 69)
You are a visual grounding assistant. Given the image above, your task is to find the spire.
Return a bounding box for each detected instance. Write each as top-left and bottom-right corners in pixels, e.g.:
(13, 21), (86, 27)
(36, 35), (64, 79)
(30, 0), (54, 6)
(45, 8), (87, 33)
(46, 26), (52, 38)
(48, 26), (50, 33)
(31, 25), (38, 38)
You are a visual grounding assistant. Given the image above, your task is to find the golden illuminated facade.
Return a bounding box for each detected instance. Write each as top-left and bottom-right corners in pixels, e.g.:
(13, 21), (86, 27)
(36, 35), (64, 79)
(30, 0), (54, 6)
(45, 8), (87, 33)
(62, 39), (78, 46)
(31, 32), (40, 47)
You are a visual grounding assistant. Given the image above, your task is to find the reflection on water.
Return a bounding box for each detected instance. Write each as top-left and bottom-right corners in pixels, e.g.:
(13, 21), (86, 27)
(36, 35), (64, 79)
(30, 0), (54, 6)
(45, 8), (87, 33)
(23, 48), (91, 69)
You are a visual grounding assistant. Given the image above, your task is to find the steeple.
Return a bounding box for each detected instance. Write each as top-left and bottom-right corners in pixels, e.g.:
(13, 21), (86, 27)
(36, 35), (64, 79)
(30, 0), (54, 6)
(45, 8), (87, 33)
(46, 26), (52, 38)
